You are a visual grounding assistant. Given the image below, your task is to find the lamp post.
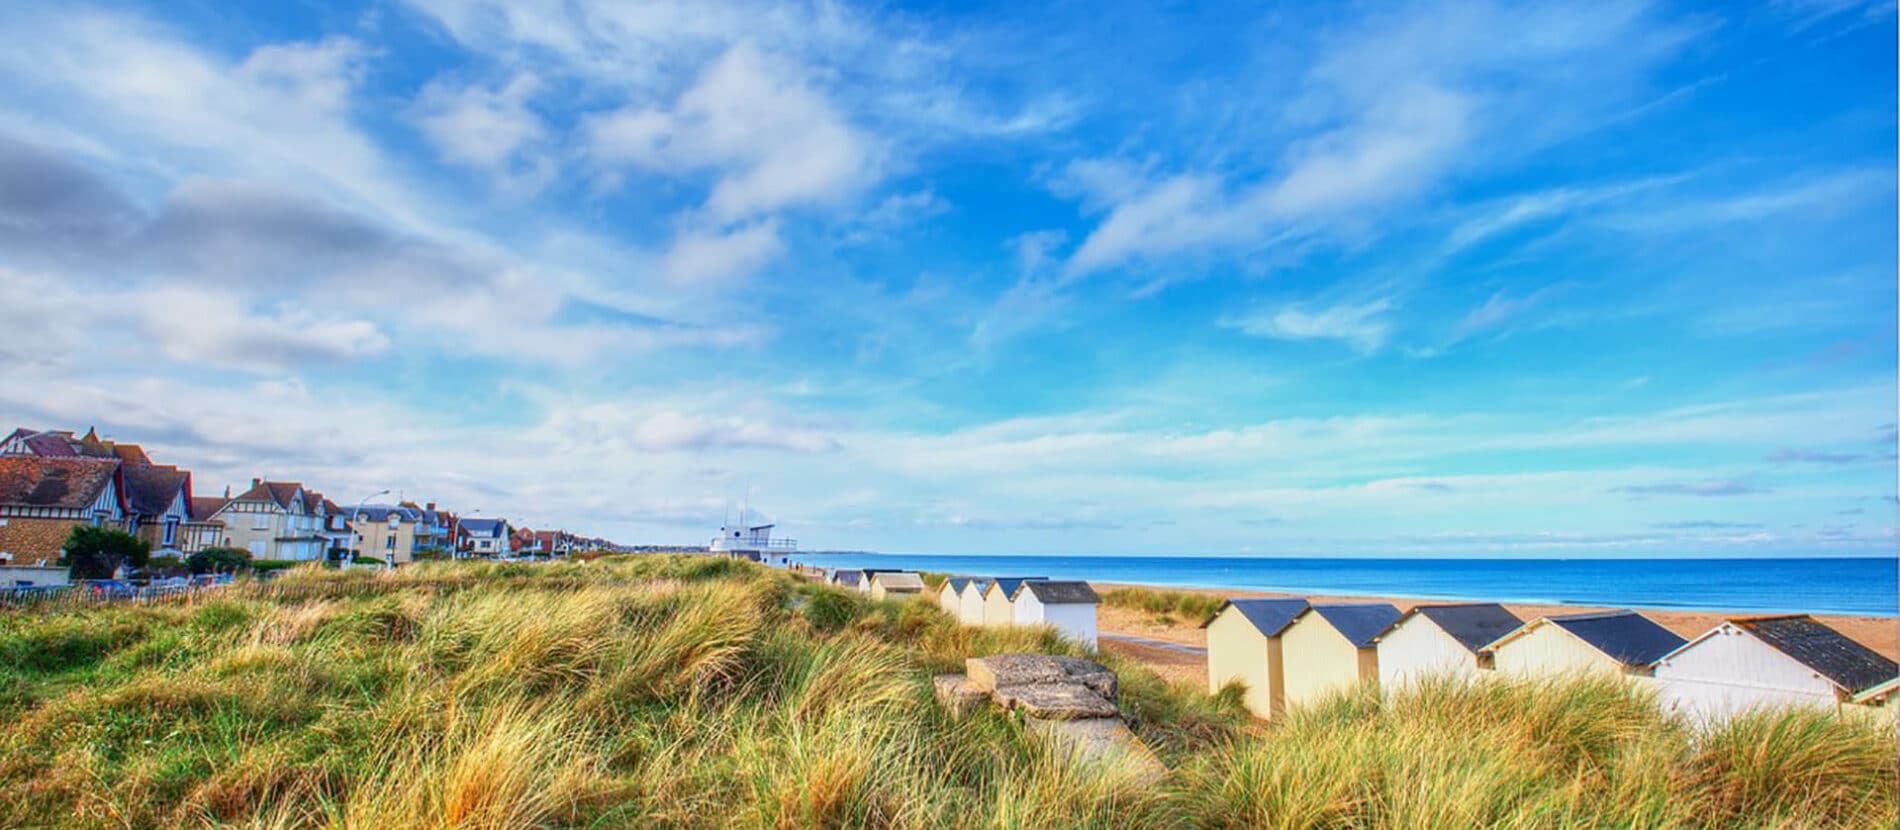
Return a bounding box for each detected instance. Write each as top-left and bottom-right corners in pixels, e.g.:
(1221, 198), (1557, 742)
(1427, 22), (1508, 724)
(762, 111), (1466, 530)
(350, 489), (390, 569)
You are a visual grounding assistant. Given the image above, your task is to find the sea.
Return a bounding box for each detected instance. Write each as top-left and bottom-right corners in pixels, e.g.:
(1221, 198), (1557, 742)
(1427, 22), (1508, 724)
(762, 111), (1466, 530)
(786, 553), (1900, 617)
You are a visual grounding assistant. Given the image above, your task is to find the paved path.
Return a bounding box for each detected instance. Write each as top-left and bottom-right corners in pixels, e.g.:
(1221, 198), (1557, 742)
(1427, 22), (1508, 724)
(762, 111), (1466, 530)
(1099, 632), (1207, 655)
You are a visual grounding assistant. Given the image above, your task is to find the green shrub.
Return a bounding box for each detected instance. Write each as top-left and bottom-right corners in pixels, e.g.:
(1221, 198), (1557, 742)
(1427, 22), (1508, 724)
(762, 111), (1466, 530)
(186, 546), (253, 574)
(802, 590), (860, 632)
(60, 525), (150, 579)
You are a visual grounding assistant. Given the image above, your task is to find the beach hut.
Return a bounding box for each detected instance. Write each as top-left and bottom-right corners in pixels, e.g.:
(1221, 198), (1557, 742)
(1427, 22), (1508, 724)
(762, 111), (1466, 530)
(828, 569), (864, 591)
(1373, 603), (1523, 688)
(1279, 602), (1403, 710)
(1484, 610), (1685, 679)
(981, 577), (1045, 627)
(868, 571), (926, 601)
(957, 578), (992, 626)
(1203, 598), (1308, 720)
(1651, 615), (1899, 724)
(938, 577), (974, 615)
(1011, 581), (1102, 648)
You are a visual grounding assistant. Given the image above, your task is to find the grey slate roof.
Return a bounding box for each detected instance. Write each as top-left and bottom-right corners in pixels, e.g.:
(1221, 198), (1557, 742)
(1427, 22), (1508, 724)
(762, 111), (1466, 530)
(1308, 603), (1403, 648)
(1020, 580), (1100, 604)
(945, 576), (975, 593)
(831, 569), (863, 586)
(0, 456), (118, 509)
(988, 577), (1046, 599)
(1734, 615), (1897, 694)
(1546, 610), (1685, 667)
(1386, 603), (1524, 653)
(1205, 598), (1309, 636)
(962, 577), (994, 595)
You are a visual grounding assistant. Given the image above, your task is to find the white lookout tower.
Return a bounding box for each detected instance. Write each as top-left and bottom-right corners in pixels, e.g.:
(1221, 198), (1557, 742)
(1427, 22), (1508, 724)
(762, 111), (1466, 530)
(710, 501), (796, 562)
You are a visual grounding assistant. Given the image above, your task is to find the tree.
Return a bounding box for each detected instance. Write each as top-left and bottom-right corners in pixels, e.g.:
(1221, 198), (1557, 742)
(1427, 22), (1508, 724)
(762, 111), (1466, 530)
(61, 525), (151, 580)
(186, 546), (252, 574)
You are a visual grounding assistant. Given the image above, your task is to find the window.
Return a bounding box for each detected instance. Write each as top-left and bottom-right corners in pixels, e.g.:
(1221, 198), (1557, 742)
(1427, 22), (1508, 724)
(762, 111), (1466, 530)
(385, 535), (396, 550)
(248, 540), (266, 557)
(163, 518), (179, 545)
(91, 512), (105, 526)
(253, 511), (269, 530)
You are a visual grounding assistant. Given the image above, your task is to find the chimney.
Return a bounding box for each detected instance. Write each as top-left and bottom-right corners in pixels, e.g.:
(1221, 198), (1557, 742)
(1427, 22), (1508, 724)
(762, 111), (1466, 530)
(224, 485), (232, 498)
(251, 478), (261, 489)
(426, 502), (436, 511)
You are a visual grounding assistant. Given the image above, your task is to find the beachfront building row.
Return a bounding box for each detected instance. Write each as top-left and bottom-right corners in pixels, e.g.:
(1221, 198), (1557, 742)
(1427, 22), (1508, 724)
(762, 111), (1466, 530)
(0, 425), (608, 570)
(816, 569), (1102, 648)
(1205, 599), (1898, 725)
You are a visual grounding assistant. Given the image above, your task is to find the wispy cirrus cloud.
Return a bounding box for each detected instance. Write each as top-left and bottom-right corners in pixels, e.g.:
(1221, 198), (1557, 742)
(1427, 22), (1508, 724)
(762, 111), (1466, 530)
(1220, 298), (1395, 354)
(1611, 479), (1770, 497)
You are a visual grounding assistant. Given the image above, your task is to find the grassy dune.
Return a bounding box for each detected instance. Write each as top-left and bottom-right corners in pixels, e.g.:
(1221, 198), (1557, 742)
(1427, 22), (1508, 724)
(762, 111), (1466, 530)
(0, 557), (1891, 829)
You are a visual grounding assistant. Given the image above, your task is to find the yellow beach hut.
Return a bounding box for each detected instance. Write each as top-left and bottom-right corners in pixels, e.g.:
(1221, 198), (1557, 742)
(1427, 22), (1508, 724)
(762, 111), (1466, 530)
(1483, 610), (1684, 679)
(1203, 598), (1308, 720)
(1279, 602), (1402, 711)
(868, 571), (926, 601)
(938, 577), (973, 615)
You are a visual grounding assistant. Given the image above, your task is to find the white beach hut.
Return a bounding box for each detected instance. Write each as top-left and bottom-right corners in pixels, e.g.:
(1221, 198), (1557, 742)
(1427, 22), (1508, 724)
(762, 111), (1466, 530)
(1279, 603), (1403, 711)
(981, 577), (1044, 627)
(957, 578), (992, 626)
(868, 571), (926, 601)
(1203, 598), (1309, 720)
(1484, 610), (1685, 679)
(828, 569), (864, 591)
(1011, 580), (1102, 648)
(1372, 603), (1523, 688)
(1651, 615), (1898, 724)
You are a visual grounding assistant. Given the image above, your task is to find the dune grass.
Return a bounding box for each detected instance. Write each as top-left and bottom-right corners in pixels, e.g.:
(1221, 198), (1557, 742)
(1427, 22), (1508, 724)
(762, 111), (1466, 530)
(0, 556), (1891, 829)
(1101, 586), (1225, 625)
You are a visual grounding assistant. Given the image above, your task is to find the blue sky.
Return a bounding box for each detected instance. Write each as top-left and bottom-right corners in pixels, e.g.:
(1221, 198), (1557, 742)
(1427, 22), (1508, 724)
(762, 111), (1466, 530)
(0, 0), (1893, 557)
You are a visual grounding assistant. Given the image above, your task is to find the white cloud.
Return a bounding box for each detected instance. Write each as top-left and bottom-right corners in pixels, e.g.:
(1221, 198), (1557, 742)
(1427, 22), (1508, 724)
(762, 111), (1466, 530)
(1220, 298), (1395, 354)
(584, 44), (877, 220)
(412, 72), (553, 192)
(137, 289), (390, 370)
(662, 220), (783, 283)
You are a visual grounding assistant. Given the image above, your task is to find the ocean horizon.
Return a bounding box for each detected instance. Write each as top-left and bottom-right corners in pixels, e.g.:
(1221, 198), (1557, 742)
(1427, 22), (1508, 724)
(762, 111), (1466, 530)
(787, 553), (1900, 617)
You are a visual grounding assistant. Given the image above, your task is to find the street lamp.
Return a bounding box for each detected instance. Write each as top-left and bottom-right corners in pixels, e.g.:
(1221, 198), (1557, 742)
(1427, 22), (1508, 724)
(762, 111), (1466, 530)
(350, 489), (391, 569)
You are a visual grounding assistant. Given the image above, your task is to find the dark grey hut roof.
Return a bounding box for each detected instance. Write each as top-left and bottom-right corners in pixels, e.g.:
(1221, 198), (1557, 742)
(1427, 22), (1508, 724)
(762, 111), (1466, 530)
(1307, 603), (1403, 648)
(1019, 580), (1100, 604)
(945, 576), (975, 593)
(962, 577), (994, 594)
(988, 577), (1045, 598)
(1203, 598), (1309, 636)
(1734, 615), (1898, 694)
(1546, 610), (1685, 667)
(1381, 603), (1524, 653)
(831, 569), (863, 586)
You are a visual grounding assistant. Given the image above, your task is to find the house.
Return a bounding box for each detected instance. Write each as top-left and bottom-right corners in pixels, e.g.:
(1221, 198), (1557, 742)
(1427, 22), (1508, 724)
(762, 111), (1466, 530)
(211, 479), (327, 561)
(1204, 598), (1309, 720)
(0, 456), (124, 565)
(0, 427), (119, 459)
(1279, 602), (1403, 711)
(1010, 580), (1102, 648)
(509, 527), (535, 553)
(1484, 610), (1685, 679)
(868, 571), (926, 601)
(828, 569), (865, 590)
(308, 495), (352, 560)
(938, 577), (974, 615)
(350, 505), (424, 564)
(458, 518), (512, 556)
(957, 578), (992, 626)
(1651, 615), (1899, 724)
(981, 577), (1045, 627)
(182, 495), (229, 553)
(1373, 603), (1524, 688)
(119, 463), (192, 557)
(401, 501), (452, 556)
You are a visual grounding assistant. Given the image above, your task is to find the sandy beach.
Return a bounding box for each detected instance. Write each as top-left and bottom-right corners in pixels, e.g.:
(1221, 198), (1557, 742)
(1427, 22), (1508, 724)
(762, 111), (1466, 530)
(1092, 580), (1899, 687)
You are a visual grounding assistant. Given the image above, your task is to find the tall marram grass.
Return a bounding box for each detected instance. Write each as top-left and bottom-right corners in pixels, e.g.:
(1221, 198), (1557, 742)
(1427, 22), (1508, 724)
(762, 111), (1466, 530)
(1100, 586), (1224, 624)
(0, 557), (1891, 829)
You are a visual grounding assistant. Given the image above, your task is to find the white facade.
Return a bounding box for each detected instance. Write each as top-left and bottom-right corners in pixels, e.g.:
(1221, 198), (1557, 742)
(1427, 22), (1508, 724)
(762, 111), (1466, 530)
(957, 583), (988, 626)
(1490, 622), (1624, 679)
(937, 582), (962, 615)
(1377, 615), (1487, 688)
(1653, 624), (1844, 725)
(1011, 589), (1099, 648)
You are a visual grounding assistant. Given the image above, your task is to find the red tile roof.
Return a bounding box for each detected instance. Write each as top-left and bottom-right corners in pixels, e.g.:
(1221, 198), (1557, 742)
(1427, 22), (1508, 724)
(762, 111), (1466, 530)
(0, 456), (119, 509)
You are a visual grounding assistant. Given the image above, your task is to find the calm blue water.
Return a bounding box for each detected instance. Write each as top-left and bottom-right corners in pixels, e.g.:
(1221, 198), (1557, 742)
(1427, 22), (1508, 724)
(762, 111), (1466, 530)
(788, 554), (1899, 616)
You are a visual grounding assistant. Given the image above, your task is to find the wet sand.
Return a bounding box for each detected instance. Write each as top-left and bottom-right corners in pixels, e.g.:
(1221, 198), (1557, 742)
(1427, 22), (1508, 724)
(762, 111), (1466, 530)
(1092, 580), (1899, 681)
